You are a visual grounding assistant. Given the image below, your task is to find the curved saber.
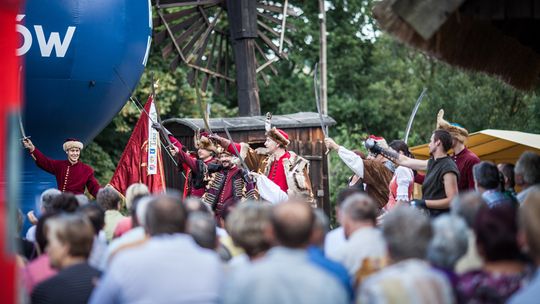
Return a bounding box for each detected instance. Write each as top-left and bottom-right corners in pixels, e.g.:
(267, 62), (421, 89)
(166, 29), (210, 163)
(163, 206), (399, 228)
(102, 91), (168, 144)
(313, 63), (327, 138)
(221, 119), (253, 182)
(404, 87), (427, 144)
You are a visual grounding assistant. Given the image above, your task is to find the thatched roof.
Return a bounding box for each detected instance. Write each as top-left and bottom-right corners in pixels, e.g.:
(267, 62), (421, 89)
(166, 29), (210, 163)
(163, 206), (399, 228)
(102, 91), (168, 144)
(372, 0), (540, 90)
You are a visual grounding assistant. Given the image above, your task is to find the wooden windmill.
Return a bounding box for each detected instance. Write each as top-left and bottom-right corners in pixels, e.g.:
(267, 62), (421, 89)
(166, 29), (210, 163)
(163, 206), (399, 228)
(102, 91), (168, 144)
(153, 0), (298, 116)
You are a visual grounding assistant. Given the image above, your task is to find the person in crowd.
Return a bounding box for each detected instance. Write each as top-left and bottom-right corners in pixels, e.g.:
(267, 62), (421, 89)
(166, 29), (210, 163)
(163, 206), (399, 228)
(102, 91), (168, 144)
(473, 161), (516, 207)
(427, 214), (468, 290)
(113, 183), (149, 238)
(31, 214), (101, 304)
(308, 209), (353, 300)
(324, 136), (394, 208)
(226, 202), (273, 267)
(187, 212), (220, 254)
(509, 186), (540, 303)
(331, 193), (386, 284)
(210, 116), (314, 206)
(358, 206), (455, 304)
(22, 138), (100, 198)
(223, 200), (349, 304)
(497, 163), (517, 198)
(456, 204), (530, 303)
(75, 194), (89, 206)
(324, 187), (364, 260)
(451, 192), (486, 274)
(96, 187), (125, 242)
(16, 209), (37, 262)
(78, 203), (106, 269)
(50, 192), (80, 213)
(21, 213), (58, 294)
(386, 129), (459, 217)
(90, 195), (223, 303)
(384, 140), (415, 212)
(26, 188), (62, 242)
(514, 151), (540, 203)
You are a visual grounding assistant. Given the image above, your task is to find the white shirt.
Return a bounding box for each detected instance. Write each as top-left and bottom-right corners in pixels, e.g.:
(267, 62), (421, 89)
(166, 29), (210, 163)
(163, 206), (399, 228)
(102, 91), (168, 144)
(333, 227), (387, 276)
(324, 226), (346, 261)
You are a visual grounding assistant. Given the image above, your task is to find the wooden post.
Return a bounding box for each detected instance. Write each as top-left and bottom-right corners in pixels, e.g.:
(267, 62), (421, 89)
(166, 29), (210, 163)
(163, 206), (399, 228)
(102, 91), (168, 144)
(226, 0), (261, 116)
(319, 0), (328, 115)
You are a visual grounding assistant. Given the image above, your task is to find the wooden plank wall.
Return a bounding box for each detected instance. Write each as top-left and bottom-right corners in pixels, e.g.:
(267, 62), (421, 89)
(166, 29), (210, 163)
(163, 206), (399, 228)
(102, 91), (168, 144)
(163, 125), (331, 215)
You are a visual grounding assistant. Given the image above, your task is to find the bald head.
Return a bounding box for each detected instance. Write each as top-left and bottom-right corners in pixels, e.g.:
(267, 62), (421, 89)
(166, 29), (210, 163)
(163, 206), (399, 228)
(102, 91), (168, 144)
(271, 201), (314, 248)
(145, 195), (187, 236)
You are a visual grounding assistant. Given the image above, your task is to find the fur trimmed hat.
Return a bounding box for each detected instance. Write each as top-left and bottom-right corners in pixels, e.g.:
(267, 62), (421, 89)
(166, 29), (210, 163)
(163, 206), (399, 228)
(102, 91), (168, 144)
(368, 135), (389, 150)
(266, 127), (290, 147)
(194, 132), (218, 153)
(63, 138), (83, 152)
(436, 109), (468, 143)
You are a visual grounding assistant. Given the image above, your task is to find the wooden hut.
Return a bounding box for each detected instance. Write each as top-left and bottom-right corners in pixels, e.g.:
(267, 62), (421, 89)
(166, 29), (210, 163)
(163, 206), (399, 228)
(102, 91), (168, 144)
(373, 0), (540, 91)
(162, 112), (336, 214)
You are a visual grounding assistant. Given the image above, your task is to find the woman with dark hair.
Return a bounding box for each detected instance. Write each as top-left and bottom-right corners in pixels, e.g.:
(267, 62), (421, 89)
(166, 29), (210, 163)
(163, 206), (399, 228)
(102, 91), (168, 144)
(384, 140), (415, 212)
(456, 205), (530, 303)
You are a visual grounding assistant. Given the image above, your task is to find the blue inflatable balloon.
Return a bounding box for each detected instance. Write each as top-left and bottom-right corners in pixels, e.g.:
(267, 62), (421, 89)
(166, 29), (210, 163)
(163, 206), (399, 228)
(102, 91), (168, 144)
(18, 0), (152, 215)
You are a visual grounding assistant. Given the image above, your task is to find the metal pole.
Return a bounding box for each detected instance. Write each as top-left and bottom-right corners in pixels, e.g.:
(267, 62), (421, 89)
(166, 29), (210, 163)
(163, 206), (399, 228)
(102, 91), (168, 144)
(318, 0), (327, 115)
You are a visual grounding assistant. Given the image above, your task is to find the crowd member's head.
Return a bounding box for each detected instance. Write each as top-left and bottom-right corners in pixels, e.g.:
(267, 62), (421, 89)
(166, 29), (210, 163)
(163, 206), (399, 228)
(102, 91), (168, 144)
(40, 189), (62, 214)
(429, 129), (453, 156)
(74, 194), (89, 206)
(340, 193), (378, 239)
(310, 209), (330, 249)
(382, 206), (432, 262)
(145, 195), (187, 236)
(46, 214), (95, 269)
(473, 161), (503, 192)
(125, 183), (150, 211)
(474, 204), (521, 262)
(427, 215), (468, 270)
(77, 203), (105, 236)
(134, 196), (153, 228)
(227, 202), (272, 259)
(389, 140), (413, 158)
(50, 193), (79, 213)
(497, 163), (515, 191)
(35, 213), (58, 255)
(187, 212), (217, 250)
(96, 187), (121, 211)
(451, 192), (486, 228)
(519, 186), (540, 264)
(515, 151), (540, 189)
(264, 128), (289, 155)
(335, 187), (365, 225)
(184, 197), (211, 214)
(270, 200), (314, 249)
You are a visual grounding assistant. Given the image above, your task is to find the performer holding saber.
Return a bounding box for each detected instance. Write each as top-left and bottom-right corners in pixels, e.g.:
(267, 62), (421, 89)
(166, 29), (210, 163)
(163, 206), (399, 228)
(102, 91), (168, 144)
(22, 138), (100, 198)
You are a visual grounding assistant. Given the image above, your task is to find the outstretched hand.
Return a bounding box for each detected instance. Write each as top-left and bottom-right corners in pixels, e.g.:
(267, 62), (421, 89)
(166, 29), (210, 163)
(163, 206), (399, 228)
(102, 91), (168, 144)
(22, 138), (35, 152)
(324, 138), (339, 151)
(152, 122), (162, 131)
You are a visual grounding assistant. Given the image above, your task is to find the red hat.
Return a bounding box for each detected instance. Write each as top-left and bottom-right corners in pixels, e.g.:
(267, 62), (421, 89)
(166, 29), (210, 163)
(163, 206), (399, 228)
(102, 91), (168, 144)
(63, 138), (83, 151)
(266, 127), (290, 146)
(368, 135), (388, 150)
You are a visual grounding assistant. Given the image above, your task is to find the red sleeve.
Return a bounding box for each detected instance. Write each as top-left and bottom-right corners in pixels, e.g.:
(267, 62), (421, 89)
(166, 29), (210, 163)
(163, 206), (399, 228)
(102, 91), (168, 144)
(168, 134), (183, 151)
(86, 171), (101, 198)
(31, 148), (60, 175)
(414, 173), (425, 185)
(227, 142), (242, 157)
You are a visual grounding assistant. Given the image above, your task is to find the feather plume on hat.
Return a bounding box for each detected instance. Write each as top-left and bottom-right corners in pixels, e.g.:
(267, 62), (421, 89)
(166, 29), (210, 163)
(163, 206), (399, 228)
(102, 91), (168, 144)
(436, 109), (468, 143)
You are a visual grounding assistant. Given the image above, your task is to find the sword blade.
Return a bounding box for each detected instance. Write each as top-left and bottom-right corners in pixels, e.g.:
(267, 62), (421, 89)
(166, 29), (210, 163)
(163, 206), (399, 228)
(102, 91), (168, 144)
(313, 63), (327, 138)
(17, 110), (27, 139)
(221, 119), (252, 179)
(404, 87), (427, 144)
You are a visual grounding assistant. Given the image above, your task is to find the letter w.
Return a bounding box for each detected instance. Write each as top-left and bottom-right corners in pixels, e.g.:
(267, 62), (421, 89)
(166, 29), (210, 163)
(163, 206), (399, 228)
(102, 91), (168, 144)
(34, 26), (76, 58)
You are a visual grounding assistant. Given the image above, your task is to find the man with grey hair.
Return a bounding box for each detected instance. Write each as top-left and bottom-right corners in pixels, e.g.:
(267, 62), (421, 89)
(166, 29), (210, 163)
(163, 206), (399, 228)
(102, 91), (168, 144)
(451, 192), (486, 274)
(26, 188), (62, 242)
(515, 151), (540, 203)
(90, 195), (223, 303)
(427, 214), (468, 288)
(359, 206), (454, 304)
(224, 200), (348, 304)
(331, 193), (386, 281)
(188, 211), (218, 250)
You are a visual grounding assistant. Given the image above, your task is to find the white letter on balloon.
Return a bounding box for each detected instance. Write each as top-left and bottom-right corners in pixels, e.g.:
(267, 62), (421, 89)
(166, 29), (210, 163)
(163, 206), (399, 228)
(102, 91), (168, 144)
(34, 25), (76, 58)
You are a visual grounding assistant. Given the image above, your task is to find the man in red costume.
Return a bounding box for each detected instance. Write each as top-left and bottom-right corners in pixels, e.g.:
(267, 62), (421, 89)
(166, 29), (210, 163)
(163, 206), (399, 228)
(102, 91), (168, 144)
(23, 138), (100, 198)
(210, 121), (314, 207)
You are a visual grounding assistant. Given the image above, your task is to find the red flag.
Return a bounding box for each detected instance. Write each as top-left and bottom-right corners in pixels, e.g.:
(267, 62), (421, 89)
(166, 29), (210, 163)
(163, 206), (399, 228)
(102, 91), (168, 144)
(109, 96), (166, 195)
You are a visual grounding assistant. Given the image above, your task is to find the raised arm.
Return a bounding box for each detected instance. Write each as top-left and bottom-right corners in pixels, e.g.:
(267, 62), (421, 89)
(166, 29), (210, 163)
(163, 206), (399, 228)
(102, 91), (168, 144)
(325, 138), (364, 178)
(23, 138), (60, 174)
(396, 154), (428, 171)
